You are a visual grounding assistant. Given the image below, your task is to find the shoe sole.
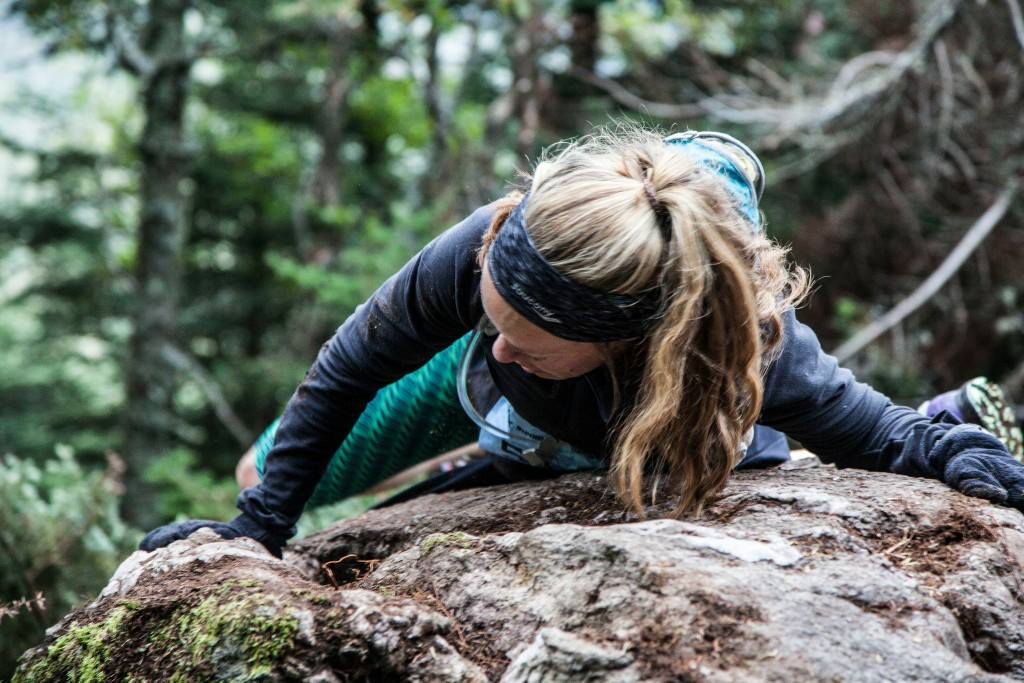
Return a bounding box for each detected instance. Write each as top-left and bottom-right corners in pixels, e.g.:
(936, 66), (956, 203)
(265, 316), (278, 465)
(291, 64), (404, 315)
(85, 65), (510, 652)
(963, 378), (1024, 462)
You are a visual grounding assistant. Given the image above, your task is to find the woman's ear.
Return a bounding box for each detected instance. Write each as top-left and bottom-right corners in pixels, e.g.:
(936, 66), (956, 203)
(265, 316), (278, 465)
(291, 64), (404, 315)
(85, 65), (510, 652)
(601, 340), (631, 364)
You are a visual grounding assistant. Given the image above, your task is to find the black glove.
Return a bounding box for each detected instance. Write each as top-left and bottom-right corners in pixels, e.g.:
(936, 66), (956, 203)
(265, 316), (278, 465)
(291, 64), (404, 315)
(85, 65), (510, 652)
(889, 420), (1024, 510)
(138, 512), (290, 558)
(944, 448), (1024, 509)
(908, 421), (1024, 509)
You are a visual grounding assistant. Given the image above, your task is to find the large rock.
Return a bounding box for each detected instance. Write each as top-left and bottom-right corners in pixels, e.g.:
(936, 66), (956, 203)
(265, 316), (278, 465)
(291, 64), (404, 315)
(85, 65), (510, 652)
(12, 531), (485, 682)
(14, 459), (1024, 681)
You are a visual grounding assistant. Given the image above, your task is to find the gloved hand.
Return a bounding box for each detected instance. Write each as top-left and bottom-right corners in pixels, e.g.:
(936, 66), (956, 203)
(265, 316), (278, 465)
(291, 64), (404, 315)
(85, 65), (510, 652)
(944, 448), (1024, 509)
(138, 512), (289, 558)
(890, 421), (1024, 511)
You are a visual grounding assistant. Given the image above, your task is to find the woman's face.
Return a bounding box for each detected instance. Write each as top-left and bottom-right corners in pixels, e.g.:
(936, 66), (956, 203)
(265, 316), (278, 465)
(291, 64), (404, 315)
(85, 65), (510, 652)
(481, 260), (608, 380)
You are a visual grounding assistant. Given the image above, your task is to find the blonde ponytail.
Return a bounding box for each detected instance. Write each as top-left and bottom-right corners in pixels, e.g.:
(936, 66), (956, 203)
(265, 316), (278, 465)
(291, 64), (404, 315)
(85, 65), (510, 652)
(480, 122), (809, 516)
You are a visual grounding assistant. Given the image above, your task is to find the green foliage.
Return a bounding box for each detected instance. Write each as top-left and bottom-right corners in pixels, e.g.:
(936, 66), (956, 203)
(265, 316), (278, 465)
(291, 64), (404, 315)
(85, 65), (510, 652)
(295, 491), (389, 538)
(0, 448), (139, 679)
(832, 297), (865, 338)
(266, 202), (446, 311)
(350, 75), (431, 150)
(143, 449), (238, 521)
(0, 281), (124, 459)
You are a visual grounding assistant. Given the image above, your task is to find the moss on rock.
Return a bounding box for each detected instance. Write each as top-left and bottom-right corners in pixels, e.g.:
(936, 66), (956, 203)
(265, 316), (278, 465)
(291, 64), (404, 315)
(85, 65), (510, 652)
(14, 603), (137, 683)
(149, 585), (300, 681)
(16, 583), (302, 683)
(14, 532), (488, 682)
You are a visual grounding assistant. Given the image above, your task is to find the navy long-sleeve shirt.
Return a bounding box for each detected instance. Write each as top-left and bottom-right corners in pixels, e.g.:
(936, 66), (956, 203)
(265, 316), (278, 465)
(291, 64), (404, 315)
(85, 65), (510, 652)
(238, 203), (964, 534)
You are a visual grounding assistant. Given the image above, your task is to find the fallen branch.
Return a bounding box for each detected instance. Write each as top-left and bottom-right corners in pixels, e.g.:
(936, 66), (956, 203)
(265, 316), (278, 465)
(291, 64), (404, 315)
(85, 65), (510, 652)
(831, 184), (1017, 364)
(1007, 0), (1024, 49)
(365, 442), (484, 495)
(566, 65), (705, 120)
(0, 592), (47, 624)
(566, 0), (962, 150)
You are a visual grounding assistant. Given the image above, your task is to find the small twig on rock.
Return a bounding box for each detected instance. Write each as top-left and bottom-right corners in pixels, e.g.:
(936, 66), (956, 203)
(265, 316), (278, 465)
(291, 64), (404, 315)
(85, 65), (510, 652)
(881, 532), (914, 557)
(322, 554), (381, 587)
(322, 554), (357, 588)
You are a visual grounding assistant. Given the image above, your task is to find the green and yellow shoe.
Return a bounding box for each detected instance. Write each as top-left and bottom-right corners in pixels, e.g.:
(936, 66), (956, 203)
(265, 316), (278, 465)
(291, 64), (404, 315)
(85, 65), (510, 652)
(920, 377), (1024, 461)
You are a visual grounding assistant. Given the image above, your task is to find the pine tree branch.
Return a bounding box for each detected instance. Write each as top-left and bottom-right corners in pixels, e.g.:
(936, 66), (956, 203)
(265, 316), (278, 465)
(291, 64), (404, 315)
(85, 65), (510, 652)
(566, 65), (705, 120)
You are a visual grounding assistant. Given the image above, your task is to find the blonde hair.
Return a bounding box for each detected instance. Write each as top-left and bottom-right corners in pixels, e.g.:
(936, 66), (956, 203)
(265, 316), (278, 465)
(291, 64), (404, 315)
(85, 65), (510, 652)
(479, 122), (809, 517)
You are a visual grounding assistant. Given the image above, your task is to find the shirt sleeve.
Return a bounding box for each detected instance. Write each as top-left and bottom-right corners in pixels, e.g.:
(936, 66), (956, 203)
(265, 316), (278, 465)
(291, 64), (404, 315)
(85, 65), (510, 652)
(237, 204), (493, 533)
(759, 308), (958, 475)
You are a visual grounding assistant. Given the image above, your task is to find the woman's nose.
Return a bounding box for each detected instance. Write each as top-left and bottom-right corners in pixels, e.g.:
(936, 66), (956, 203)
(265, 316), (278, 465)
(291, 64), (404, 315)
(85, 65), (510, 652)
(491, 335), (518, 364)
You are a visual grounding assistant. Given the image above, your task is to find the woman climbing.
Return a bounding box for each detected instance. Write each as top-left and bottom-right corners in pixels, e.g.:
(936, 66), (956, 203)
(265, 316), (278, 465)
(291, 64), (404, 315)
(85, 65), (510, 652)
(141, 124), (1024, 558)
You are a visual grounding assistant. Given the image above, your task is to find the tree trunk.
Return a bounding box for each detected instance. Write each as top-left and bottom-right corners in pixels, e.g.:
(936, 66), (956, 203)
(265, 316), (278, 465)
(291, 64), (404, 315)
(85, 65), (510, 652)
(550, 0), (602, 132)
(511, 2), (545, 165)
(355, 0), (392, 204)
(122, 0), (192, 528)
(310, 34), (352, 209)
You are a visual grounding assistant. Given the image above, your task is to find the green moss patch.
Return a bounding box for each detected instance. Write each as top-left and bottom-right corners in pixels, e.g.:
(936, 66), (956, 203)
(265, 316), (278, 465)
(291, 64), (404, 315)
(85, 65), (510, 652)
(150, 588), (300, 680)
(14, 603), (138, 683)
(15, 578), (305, 683)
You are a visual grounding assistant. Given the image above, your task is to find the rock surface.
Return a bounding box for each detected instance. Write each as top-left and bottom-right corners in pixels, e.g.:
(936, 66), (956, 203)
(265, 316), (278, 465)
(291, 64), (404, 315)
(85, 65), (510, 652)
(13, 530), (485, 682)
(15, 458), (1024, 682)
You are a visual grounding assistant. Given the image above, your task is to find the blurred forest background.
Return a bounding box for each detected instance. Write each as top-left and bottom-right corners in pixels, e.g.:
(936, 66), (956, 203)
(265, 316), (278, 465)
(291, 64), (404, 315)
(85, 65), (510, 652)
(2, 0), (1023, 674)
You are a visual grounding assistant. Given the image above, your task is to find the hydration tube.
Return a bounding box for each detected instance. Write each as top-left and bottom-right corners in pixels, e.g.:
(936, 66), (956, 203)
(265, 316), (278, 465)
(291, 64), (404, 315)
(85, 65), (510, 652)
(456, 317), (561, 462)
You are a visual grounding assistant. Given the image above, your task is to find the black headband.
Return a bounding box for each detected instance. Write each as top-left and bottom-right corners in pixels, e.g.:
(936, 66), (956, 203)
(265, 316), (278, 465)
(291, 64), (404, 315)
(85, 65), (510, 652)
(487, 194), (662, 342)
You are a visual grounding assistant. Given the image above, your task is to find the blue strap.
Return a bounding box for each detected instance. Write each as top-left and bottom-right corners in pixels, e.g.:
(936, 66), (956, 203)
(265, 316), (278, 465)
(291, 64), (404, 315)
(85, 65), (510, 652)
(664, 133), (763, 230)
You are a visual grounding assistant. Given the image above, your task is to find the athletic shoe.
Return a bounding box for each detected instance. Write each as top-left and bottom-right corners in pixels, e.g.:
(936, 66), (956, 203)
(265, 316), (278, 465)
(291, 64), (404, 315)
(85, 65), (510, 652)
(919, 377), (1024, 462)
